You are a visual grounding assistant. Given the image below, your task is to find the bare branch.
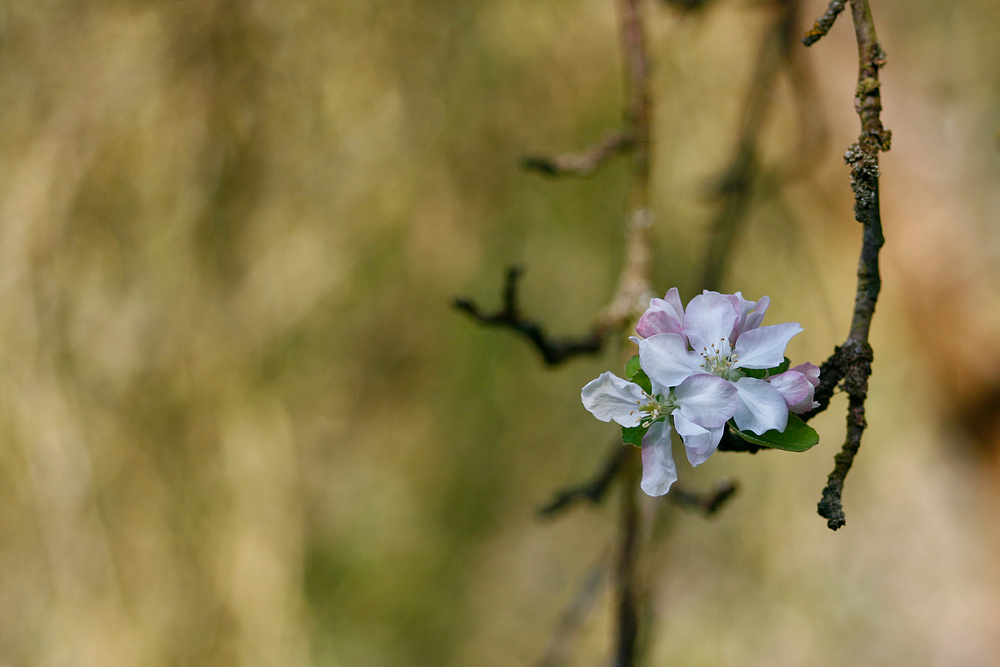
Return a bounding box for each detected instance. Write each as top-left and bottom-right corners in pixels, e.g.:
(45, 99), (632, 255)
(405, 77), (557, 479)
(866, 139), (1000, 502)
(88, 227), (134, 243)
(813, 0), (888, 530)
(454, 266), (605, 366)
(521, 130), (635, 177)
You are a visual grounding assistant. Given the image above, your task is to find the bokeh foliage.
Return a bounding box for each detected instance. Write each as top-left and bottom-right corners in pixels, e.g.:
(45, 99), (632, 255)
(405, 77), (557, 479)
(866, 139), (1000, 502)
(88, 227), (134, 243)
(2, 0), (1000, 665)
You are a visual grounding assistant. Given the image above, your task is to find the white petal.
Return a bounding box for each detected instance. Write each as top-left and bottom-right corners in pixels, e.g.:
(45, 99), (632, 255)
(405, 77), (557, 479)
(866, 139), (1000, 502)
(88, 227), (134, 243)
(581, 372), (646, 427)
(729, 293), (769, 341)
(733, 377), (789, 434)
(673, 410), (724, 467)
(638, 333), (704, 389)
(683, 293), (738, 354)
(640, 420), (677, 496)
(732, 322), (802, 369)
(673, 373), (739, 428)
(663, 287), (684, 319)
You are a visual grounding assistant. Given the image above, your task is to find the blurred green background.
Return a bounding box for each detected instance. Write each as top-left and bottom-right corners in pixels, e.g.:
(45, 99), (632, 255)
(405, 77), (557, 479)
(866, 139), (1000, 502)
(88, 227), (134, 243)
(2, 0), (1000, 665)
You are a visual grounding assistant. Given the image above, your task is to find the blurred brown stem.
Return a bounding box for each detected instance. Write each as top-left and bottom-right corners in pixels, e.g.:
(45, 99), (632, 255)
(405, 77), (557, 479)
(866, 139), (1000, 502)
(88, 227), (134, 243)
(521, 130), (636, 177)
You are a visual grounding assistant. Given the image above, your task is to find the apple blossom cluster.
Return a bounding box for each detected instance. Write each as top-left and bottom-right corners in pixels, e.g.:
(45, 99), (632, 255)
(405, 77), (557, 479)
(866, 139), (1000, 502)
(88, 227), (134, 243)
(582, 289), (820, 496)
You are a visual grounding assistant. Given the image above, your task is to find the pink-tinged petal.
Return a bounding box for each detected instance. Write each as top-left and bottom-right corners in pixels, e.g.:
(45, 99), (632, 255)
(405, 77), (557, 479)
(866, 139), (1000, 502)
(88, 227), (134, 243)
(767, 371), (815, 413)
(683, 293), (738, 356)
(732, 322), (803, 369)
(673, 410), (724, 466)
(636, 309), (683, 338)
(733, 377), (789, 434)
(581, 372), (646, 427)
(640, 420), (677, 496)
(790, 362), (820, 387)
(673, 373), (739, 428)
(638, 333), (704, 389)
(635, 289), (685, 338)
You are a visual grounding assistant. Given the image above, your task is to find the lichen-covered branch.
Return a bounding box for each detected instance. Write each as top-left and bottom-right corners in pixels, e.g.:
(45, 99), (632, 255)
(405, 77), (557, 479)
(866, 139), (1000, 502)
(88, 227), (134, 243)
(812, 0), (888, 530)
(801, 0), (846, 46)
(453, 266), (605, 366)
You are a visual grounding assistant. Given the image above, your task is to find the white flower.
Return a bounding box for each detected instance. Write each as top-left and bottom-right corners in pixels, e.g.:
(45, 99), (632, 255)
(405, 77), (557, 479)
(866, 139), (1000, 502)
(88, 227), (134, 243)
(581, 371), (738, 496)
(636, 291), (803, 435)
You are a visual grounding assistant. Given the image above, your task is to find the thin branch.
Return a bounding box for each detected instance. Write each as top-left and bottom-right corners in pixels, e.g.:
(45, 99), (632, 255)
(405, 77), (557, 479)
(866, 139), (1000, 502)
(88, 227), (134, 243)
(701, 0), (829, 288)
(521, 130), (635, 177)
(814, 0), (888, 530)
(670, 479), (738, 516)
(538, 443), (627, 517)
(454, 266), (605, 366)
(536, 551), (611, 667)
(801, 0), (846, 46)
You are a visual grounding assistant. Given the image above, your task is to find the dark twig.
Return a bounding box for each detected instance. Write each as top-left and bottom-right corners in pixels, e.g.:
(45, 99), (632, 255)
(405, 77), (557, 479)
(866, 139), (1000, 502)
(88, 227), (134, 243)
(813, 0), (888, 530)
(521, 130), (635, 178)
(454, 266), (605, 366)
(670, 479), (738, 516)
(801, 0), (846, 46)
(538, 443), (627, 517)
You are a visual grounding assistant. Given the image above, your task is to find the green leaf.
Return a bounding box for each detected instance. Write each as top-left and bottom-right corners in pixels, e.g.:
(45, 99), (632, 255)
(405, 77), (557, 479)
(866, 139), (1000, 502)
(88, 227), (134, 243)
(729, 413), (819, 452)
(740, 357), (791, 380)
(623, 356), (653, 394)
(625, 354), (642, 380)
(631, 369), (652, 395)
(622, 425), (647, 448)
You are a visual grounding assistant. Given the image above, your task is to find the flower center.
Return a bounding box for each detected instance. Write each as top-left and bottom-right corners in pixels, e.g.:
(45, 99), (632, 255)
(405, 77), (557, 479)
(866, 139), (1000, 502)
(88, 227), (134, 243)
(698, 338), (740, 381)
(635, 392), (674, 427)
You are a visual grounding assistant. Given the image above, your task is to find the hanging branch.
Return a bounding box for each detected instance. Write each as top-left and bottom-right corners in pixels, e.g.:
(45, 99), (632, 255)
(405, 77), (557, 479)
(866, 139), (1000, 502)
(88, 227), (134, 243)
(803, 0), (889, 530)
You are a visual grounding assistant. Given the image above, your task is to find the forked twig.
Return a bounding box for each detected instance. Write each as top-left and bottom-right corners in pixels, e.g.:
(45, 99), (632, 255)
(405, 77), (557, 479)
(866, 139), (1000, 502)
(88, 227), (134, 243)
(454, 266), (605, 366)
